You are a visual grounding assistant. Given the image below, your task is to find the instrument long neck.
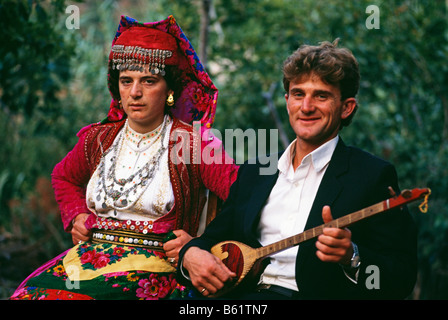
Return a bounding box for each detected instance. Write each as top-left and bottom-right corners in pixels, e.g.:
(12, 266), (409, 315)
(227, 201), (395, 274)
(256, 202), (385, 259)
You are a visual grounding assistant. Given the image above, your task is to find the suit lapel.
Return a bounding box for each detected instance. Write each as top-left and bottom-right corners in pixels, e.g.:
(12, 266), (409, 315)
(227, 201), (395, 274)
(295, 137), (351, 281)
(304, 138), (350, 230)
(244, 166), (280, 238)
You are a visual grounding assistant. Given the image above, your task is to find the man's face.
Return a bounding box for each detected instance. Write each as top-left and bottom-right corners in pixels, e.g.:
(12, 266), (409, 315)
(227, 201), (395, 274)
(119, 69), (173, 133)
(285, 73), (356, 150)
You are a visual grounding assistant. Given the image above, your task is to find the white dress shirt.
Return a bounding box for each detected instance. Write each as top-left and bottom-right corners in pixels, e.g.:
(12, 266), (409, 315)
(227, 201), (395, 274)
(258, 136), (339, 292)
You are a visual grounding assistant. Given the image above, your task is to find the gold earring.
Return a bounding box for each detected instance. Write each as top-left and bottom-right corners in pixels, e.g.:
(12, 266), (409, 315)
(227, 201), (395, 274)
(166, 94), (175, 107)
(118, 100), (123, 109)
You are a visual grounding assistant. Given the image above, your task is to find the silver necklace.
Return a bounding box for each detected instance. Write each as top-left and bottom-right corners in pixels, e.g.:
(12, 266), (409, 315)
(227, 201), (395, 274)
(96, 116), (169, 211)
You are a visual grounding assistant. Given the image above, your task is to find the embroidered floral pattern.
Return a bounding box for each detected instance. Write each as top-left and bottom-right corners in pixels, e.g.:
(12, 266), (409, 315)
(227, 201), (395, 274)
(12, 287), (94, 300)
(136, 273), (177, 300)
(77, 243), (163, 271)
(12, 245), (195, 300)
(186, 82), (213, 113)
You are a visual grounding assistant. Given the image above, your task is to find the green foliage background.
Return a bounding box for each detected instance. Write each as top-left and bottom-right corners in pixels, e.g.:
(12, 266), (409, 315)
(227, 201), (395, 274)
(0, 0), (446, 299)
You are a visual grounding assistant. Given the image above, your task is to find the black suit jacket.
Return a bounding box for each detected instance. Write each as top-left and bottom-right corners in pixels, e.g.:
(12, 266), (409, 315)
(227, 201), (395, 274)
(178, 139), (418, 299)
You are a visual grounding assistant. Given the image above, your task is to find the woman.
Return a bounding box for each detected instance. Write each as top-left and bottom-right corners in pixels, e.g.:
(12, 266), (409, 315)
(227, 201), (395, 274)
(11, 15), (238, 300)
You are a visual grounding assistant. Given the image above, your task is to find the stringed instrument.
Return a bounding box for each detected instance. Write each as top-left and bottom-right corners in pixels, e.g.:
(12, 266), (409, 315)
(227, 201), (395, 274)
(210, 187), (431, 297)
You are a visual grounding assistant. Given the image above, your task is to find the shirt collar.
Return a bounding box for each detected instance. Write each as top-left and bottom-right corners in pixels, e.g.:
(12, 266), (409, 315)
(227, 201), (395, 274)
(278, 135), (339, 175)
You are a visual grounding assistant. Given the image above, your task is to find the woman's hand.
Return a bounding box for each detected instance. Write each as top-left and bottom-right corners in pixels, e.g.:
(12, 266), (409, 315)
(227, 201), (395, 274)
(71, 213), (92, 245)
(163, 229), (193, 267)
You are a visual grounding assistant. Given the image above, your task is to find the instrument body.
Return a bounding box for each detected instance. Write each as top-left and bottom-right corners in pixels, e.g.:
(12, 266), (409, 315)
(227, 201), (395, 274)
(210, 241), (268, 297)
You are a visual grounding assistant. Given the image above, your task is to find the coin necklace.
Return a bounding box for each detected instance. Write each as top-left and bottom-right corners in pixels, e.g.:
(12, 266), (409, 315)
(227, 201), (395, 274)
(96, 116), (169, 211)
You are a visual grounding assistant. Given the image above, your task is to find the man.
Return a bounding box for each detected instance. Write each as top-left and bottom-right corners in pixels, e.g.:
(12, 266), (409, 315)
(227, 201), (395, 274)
(177, 40), (417, 299)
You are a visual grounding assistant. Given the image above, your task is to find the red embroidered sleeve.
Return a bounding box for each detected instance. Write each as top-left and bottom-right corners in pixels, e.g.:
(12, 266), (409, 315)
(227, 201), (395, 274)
(51, 129), (92, 232)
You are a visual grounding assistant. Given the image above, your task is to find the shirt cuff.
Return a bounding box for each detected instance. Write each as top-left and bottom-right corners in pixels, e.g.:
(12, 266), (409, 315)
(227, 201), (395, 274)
(341, 264), (360, 284)
(178, 260), (191, 281)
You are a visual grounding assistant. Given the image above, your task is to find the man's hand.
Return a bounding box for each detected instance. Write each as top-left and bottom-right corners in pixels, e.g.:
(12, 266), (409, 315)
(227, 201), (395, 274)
(315, 205), (353, 266)
(163, 229), (193, 267)
(71, 213), (92, 245)
(183, 247), (236, 297)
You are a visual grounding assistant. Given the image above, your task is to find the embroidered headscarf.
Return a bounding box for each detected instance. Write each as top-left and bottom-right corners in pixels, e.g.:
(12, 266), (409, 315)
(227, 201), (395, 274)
(105, 15), (217, 129)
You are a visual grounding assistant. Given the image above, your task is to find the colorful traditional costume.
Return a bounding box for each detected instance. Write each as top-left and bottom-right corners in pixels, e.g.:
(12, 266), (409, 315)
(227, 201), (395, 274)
(11, 15), (238, 300)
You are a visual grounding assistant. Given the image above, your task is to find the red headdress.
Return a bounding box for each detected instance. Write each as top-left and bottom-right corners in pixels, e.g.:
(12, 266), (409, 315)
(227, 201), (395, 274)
(105, 15), (217, 129)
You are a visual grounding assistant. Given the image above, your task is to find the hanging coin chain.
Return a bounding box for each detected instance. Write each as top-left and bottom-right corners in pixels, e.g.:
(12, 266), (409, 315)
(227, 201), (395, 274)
(96, 116), (169, 211)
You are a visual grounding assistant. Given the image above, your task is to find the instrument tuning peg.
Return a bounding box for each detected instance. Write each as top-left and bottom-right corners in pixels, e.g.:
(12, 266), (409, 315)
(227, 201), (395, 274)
(401, 189), (412, 199)
(388, 186), (397, 197)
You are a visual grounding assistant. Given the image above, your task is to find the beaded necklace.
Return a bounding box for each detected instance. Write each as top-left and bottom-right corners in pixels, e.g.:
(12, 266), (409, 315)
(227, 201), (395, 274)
(95, 116), (169, 211)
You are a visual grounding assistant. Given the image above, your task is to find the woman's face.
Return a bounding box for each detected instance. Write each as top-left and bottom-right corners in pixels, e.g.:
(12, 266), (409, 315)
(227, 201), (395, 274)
(119, 69), (173, 133)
